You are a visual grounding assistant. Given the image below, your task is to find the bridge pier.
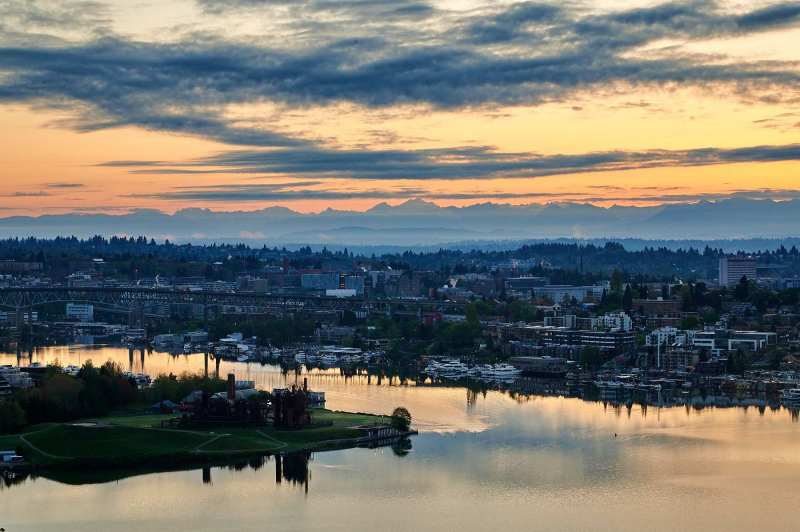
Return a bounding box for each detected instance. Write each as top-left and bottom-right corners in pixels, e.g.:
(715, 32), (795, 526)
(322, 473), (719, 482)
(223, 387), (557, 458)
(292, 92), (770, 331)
(215, 356), (221, 379)
(204, 350), (209, 378)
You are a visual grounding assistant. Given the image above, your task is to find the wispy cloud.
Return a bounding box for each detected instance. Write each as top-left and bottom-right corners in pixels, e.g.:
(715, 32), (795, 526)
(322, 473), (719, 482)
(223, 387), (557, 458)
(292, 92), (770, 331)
(132, 180), (800, 204)
(43, 182), (86, 189)
(104, 142), (800, 181)
(3, 191), (49, 197)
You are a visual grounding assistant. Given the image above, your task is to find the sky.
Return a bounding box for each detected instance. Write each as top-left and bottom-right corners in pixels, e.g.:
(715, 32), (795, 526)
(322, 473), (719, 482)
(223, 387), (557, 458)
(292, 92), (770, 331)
(1, 0), (799, 215)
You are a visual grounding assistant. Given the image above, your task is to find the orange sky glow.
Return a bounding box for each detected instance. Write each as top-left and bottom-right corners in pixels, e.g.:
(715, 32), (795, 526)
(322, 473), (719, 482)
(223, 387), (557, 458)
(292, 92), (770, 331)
(1, 0), (799, 215)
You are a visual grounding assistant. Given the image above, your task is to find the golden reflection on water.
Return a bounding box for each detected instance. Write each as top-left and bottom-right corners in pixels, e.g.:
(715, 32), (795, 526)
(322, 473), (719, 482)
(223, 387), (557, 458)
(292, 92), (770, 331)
(2, 346), (799, 434)
(2, 346), (800, 532)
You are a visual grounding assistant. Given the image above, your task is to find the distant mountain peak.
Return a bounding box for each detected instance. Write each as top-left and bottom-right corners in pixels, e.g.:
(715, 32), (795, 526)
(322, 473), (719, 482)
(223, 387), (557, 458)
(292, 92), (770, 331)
(1, 198), (798, 244)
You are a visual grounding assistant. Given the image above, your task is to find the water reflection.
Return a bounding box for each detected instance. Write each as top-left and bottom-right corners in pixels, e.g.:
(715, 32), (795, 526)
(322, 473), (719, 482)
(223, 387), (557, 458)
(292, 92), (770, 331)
(2, 452), (316, 492)
(5, 346), (800, 429)
(3, 348), (800, 531)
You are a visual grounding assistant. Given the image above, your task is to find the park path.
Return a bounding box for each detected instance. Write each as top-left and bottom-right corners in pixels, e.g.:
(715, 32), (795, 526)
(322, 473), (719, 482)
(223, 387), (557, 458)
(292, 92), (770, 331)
(255, 430), (288, 450)
(190, 433), (230, 452)
(19, 428), (71, 460)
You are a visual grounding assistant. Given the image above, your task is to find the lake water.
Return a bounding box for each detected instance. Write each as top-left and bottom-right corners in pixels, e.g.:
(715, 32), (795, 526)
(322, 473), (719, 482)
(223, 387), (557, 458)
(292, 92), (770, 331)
(2, 346), (800, 531)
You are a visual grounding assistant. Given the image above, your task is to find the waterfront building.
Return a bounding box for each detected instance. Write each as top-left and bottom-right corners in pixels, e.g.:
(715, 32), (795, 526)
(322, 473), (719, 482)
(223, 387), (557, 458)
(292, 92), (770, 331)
(508, 356), (568, 376)
(692, 328), (777, 355)
(504, 324), (635, 354)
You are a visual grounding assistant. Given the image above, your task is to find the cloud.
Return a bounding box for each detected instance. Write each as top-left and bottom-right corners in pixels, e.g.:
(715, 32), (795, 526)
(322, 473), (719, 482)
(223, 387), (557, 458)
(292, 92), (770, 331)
(0, 0), (110, 43)
(197, 0), (436, 20)
(104, 142), (800, 181)
(128, 179), (800, 205)
(0, 1), (797, 152)
(130, 184), (429, 201)
(1, 0), (799, 198)
(128, 184), (600, 202)
(3, 191), (49, 197)
(736, 2), (800, 30)
(44, 182), (85, 188)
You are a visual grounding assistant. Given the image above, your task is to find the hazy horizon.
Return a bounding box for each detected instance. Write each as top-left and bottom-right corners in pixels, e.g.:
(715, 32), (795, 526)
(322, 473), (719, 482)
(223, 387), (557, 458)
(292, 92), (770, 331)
(1, 196), (799, 247)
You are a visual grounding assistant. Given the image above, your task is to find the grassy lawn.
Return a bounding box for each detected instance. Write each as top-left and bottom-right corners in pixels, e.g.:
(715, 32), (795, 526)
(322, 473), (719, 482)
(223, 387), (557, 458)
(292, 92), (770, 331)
(0, 423), (58, 452)
(93, 413), (176, 428)
(311, 409), (386, 427)
(193, 409), (383, 453)
(23, 424), (211, 463)
(10, 408), (387, 467)
(0, 432), (21, 450)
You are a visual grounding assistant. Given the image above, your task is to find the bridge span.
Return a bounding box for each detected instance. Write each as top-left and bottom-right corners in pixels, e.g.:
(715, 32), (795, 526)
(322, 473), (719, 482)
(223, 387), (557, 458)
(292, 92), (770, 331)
(0, 287), (465, 327)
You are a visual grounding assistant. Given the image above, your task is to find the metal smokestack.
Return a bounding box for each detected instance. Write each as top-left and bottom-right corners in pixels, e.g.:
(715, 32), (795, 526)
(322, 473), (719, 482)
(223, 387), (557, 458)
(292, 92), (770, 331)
(227, 373), (236, 401)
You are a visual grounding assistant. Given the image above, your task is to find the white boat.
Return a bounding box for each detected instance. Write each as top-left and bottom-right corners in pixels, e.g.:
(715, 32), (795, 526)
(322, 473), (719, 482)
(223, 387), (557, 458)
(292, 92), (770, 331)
(237, 354), (250, 363)
(434, 360), (469, 377)
(294, 352), (308, 363)
(183, 343), (192, 354)
(64, 365), (81, 377)
(320, 353), (338, 366)
(488, 363), (521, 379)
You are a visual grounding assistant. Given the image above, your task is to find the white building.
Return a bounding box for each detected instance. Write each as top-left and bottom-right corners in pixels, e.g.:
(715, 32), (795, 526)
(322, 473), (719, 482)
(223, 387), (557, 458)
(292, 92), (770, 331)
(645, 327), (693, 348)
(66, 303), (94, 322)
(691, 328), (777, 356)
(595, 312), (632, 332)
(719, 256), (757, 287)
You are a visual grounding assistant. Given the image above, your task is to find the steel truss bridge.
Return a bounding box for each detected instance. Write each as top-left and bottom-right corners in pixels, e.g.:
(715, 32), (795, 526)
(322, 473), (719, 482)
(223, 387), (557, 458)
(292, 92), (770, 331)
(0, 287), (465, 324)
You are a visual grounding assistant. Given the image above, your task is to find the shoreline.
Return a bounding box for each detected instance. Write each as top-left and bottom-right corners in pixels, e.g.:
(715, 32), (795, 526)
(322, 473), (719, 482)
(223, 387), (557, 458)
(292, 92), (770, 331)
(1, 409), (417, 473)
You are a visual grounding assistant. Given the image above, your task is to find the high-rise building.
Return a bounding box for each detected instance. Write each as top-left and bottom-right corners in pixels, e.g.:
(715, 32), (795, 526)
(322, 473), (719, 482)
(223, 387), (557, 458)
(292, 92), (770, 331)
(718, 256), (757, 287)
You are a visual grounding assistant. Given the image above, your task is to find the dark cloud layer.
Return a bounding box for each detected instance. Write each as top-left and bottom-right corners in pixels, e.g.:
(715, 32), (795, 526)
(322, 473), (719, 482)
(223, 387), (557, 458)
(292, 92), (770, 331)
(44, 182), (86, 188)
(197, 0), (436, 20)
(135, 181), (800, 204)
(105, 143), (800, 181)
(1, 1), (799, 186)
(0, 2), (798, 145)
